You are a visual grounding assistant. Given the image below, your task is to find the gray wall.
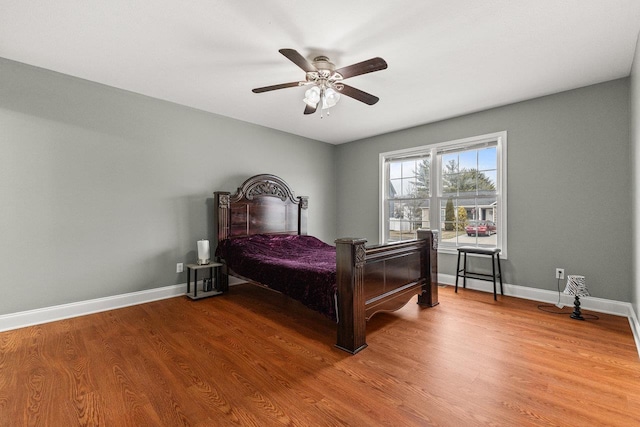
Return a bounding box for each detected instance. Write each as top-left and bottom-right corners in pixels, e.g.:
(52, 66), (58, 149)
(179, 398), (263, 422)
(0, 58), (337, 315)
(632, 33), (640, 316)
(1, 54), (635, 316)
(336, 79), (632, 302)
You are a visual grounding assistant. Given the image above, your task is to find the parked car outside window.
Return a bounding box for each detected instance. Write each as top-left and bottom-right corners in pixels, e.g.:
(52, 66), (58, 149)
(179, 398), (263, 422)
(465, 220), (496, 236)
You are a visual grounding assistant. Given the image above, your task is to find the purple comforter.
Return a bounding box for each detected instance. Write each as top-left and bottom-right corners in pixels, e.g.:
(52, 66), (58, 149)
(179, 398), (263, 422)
(215, 234), (337, 320)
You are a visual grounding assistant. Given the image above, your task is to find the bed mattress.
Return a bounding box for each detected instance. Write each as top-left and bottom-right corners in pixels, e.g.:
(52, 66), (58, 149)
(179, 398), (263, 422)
(215, 234), (337, 320)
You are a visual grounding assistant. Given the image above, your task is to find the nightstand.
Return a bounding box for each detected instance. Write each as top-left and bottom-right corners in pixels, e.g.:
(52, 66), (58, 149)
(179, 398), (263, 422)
(185, 262), (224, 300)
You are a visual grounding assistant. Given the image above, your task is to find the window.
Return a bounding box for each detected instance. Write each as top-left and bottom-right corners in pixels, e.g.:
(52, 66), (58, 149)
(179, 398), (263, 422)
(380, 131), (507, 256)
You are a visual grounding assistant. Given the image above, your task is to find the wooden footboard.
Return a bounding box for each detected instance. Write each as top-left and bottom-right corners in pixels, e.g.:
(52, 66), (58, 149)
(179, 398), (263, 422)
(335, 229), (438, 354)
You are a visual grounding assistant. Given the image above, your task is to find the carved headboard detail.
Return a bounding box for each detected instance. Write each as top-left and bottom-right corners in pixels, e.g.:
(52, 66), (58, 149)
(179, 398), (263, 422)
(214, 174), (308, 242)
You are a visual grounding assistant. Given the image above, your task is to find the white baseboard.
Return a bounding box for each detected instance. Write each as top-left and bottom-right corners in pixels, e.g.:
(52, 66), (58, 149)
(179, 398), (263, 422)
(439, 273), (640, 358)
(438, 273), (630, 315)
(0, 284), (186, 332)
(0, 276), (248, 333)
(628, 303), (640, 357)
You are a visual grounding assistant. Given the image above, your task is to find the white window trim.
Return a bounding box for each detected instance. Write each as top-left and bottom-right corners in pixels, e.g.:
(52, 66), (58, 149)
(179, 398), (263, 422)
(379, 131), (507, 258)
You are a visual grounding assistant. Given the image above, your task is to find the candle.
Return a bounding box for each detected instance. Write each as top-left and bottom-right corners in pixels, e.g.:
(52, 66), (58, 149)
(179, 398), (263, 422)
(197, 240), (210, 264)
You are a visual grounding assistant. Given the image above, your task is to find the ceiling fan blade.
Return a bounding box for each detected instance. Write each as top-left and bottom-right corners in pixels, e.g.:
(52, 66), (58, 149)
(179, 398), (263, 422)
(252, 82), (302, 93)
(334, 57), (388, 80)
(303, 104), (317, 115)
(337, 84), (380, 105)
(279, 48), (316, 73)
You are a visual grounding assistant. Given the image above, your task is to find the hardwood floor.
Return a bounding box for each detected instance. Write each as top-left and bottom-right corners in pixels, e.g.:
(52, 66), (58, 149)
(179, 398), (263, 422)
(1, 284), (639, 426)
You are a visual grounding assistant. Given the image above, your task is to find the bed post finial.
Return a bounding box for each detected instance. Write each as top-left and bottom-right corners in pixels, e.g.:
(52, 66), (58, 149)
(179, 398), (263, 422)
(335, 237), (368, 354)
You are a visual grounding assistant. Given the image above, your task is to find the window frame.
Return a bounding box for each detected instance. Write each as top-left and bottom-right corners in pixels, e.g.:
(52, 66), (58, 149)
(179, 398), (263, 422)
(379, 131), (507, 257)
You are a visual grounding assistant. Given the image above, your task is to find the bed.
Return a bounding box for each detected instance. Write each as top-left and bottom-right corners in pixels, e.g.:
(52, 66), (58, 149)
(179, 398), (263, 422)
(213, 174), (439, 354)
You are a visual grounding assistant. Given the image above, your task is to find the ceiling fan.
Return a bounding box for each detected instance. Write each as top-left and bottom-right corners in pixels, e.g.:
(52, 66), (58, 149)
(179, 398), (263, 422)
(252, 48), (388, 116)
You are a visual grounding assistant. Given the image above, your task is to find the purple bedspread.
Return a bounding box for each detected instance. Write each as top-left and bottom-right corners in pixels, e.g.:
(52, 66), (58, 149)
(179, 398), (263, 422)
(215, 234), (337, 320)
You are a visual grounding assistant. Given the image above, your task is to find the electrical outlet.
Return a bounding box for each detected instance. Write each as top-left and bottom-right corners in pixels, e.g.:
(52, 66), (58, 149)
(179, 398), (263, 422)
(176, 263), (183, 273)
(555, 268), (564, 280)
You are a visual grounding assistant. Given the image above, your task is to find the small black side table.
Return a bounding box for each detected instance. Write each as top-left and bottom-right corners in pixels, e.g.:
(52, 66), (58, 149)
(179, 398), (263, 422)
(186, 262), (224, 300)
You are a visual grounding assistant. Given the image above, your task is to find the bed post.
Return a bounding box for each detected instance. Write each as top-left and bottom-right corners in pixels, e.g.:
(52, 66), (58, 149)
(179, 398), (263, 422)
(298, 196), (308, 235)
(214, 191), (230, 241)
(214, 191), (230, 292)
(417, 229), (439, 307)
(335, 237), (368, 354)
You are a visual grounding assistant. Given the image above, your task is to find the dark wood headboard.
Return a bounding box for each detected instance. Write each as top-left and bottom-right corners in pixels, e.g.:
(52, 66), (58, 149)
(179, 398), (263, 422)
(214, 174), (308, 242)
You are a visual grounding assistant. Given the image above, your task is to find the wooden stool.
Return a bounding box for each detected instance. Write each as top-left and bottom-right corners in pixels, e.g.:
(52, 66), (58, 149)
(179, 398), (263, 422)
(455, 247), (503, 300)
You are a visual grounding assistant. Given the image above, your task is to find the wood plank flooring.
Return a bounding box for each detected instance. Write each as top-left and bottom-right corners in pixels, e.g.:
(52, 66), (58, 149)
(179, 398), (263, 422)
(1, 284), (639, 426)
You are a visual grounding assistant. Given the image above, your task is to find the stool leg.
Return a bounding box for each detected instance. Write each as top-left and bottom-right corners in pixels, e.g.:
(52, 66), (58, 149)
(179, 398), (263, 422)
(455, 251), (462, 293)
(497, 253), (504, 295)
(463, 252), (468, 289)
(491, 254), (497, 301)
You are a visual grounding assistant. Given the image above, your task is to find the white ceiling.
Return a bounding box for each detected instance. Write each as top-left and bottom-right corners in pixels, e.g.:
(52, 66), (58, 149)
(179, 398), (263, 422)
(1, 1), (639, 145)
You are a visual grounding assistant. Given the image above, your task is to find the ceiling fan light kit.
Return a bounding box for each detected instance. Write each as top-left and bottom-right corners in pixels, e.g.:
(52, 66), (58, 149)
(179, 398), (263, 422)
(252, 48), (387, 117)
(303, 86), (340, 111)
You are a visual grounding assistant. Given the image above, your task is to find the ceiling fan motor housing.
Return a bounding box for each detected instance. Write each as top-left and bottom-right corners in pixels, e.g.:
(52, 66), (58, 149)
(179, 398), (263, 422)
(312, 56), (335, 71)
(309, 56), (340, 82)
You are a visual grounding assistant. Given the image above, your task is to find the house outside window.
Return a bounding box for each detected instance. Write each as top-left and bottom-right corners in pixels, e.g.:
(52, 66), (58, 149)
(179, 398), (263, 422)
(380, 131), (507, 256)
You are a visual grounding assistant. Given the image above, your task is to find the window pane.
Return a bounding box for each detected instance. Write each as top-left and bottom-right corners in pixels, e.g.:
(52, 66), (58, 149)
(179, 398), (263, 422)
(478, 147), (497, 170)
(443, 147), (496, 197)
(389, 179), (402, 198)
(402, 179), (415, 197)
(481, 170), (497, 191)
(458, 150), (476, 170)
(388, 200), (401, 219)
(439, 197), (498, 247)
(389, 162), (402, 179)
(387, 220), (426, 242)
(439, 198), (465, 235)
(389, 201), (410, 221)
(442, 172), (460, 196)
(388, 229), (417, 242)
(442, 154), (459, 174)
(413, 158), (430, 197)
(417, 200), (430, 229)
(387, 198), (429, 242)
(402, 160), (416, 177)
(389, 200), (428, 221)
